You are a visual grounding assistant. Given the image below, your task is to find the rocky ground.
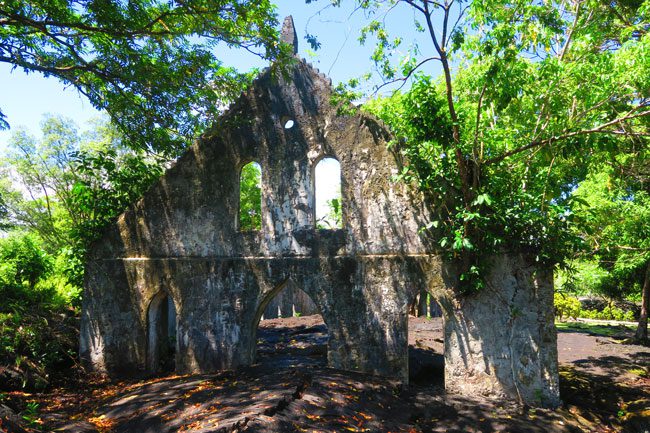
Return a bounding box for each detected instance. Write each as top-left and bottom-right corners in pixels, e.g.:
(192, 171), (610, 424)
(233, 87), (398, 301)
(1, 316), (648, 433)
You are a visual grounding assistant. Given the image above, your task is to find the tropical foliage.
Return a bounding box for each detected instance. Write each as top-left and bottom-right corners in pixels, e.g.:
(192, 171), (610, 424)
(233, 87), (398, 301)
(0, 116), (166, 388)
(321, 0), (650, 298)
(1, 116), (165, 286)
(0, 0), (649, 394)
(0, 0), (291, 155)
(239, 162), (262, 231)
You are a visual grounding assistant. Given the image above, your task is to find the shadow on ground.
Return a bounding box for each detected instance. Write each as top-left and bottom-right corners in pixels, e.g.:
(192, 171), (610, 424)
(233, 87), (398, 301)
(2, 316), (649, 432)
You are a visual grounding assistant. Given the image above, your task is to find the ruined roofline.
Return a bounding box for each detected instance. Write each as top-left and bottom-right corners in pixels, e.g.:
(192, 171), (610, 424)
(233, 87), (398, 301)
(198, 58), (393, 148)
(91, 17), (394, 255)
(197, 16), (391, 145)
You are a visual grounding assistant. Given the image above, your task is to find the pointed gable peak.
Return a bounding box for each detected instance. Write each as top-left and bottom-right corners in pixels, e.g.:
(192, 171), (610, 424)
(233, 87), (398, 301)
(281, 15), (298, 55)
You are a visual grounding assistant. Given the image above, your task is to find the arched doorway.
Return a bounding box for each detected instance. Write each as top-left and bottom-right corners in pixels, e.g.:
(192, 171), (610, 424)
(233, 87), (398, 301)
(147, 291), (177, 373)
(254, 281), (329, 369)
(408, 290), (444, 386)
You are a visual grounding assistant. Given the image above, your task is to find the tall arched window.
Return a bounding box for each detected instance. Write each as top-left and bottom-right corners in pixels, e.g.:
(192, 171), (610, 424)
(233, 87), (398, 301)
(239, 161), (262, 231)
(314, 157), (342, 229)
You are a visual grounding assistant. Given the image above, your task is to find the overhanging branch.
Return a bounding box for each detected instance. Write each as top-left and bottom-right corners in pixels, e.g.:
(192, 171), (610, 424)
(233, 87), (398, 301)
(484, 109), (650, 166)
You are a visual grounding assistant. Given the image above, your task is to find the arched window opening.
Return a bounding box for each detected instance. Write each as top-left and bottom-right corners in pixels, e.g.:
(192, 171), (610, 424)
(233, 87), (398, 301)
(281, 116), (295, 129)
(239, 161), (262, 231)
(408, 290), (444, 386)
(147, 291), (177, 373)
(314, 157), (342, 229)
(255, 283), (328, 369)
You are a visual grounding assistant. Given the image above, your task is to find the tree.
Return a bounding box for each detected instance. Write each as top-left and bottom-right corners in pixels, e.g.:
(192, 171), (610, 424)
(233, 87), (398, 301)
(0, 190), (9, 230)
(1, 0), (290, 155)
(321, 0), (649, 292)
(1, 115), (165, 287)
(2, 116), (84, 251)
(70, 143), (165, 250)
(320, 196), (343, 229)
(0, 232), (50, 295)
(639, 264), (650, 341)
(570, 151), (650, 340)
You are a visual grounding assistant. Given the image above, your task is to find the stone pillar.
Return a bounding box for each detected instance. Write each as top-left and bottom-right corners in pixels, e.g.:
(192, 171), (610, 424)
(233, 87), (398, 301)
(441, 254), (560, 407)
(314, 257), (410, 381)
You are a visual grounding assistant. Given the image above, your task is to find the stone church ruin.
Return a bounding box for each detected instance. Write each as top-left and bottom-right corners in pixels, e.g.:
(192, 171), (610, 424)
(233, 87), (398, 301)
(80, 17), (560, 407)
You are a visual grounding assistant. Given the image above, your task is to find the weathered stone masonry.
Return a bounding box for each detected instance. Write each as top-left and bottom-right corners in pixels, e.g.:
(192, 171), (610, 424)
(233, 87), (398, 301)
(80, 17), (560, 407)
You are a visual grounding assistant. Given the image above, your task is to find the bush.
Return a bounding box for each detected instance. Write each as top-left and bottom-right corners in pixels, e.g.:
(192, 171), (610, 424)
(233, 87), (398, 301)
(580, 306), (635, 322)
(555, 293), (581, 320)
(0, 305), (78, 390)
(555, 293), (637, 322)
(0, 233), (51, 295)
(0, 233), (81, 391)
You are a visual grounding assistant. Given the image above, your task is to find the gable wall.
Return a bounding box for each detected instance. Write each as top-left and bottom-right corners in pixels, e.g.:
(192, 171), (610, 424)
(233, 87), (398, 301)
(79, 58), (559, 407)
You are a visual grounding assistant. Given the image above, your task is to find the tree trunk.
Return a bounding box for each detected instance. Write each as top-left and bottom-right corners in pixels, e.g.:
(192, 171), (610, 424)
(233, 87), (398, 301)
(634, 261), (649, 342)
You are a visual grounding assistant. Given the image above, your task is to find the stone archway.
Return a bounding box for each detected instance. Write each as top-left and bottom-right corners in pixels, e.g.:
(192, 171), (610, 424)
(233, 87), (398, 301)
(252, 279), (329, 368)
(147, 290), (177, 373)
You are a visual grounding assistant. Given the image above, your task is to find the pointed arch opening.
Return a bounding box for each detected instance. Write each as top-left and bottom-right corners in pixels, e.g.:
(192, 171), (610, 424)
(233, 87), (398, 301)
(253, 281), (329, 368)
(408, 290), (444, 386)
(239, 161), (262, 231)
(147, 290), (177, 373)
(314, 157), (342, 229)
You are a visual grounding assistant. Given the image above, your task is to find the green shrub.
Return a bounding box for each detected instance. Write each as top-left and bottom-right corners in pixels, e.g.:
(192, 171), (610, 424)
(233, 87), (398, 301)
(0, 306), (78, 390)
(0, 233), (80, 391)
(554, 294), (636, 322)
(581, 306), (635, 322)
(554, 293), (581, 320)
(0, 233), (51, 295)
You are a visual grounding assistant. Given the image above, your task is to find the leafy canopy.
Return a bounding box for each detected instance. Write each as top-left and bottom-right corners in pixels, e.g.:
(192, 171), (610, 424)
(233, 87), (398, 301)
(0, 0), (291, 155)
(0, 233), (50, 293)
(1, 115), (166, 287)
(569, 162), (650, 299)
(319, 0), (649, 291)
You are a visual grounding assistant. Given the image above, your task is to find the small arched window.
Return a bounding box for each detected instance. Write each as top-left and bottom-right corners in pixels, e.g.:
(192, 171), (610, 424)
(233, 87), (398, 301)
(239, 161), (262, 231)
(314, 157), (342, 229)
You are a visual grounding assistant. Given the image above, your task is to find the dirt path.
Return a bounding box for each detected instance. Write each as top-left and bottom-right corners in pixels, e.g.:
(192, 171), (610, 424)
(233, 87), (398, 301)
(2, 316), (649, 433)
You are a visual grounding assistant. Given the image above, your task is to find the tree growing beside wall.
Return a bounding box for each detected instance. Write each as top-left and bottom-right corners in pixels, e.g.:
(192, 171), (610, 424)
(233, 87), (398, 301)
(318, 0), (649, 296)
(1, 115), (165, 288)
(569, 152), (650, 340)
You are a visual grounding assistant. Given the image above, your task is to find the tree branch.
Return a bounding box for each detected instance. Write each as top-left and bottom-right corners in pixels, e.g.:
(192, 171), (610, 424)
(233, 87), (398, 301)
(484, 109), (650, 165)
(559, 0), (581, 60)
(372, 56), (441, 94)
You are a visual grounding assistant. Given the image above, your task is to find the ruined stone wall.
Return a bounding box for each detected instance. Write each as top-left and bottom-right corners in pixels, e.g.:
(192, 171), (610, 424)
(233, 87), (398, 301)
(439, 254), (560, 407)
(81, 33), (560, 406)
(80, 58), (438, 382)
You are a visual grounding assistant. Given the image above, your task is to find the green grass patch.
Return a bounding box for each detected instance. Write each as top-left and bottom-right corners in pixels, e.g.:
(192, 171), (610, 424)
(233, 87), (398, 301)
(555, 321), (636, 337)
